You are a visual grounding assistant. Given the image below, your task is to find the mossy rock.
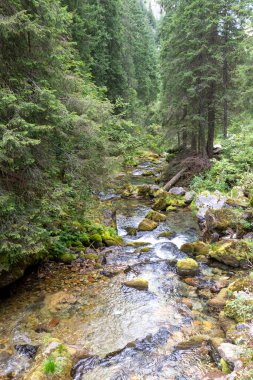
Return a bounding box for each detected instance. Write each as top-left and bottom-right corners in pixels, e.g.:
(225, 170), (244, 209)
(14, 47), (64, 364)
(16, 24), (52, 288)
(127, 241), (151, 247)
(103, 236), (123, 247)
(142, 170), (153, 176)
(59, 253), (76, 263)
(90, 233), (103, 247)
(146, 210), (166, 222)
(23, 338), (72, 380)
(166, 206), (177, 211)
(153, 196), (167, 211)
(125, 227), (137, 236)
(176, 258), (199, 277)
(205, 208), (238, 233)
(180, 241), (209, 256)
(228, 278), (253, 293)
(140, 247), (151, 253)
(123, 278), (149, 290)
(158, 231), (176, 239)
(83, 253), (99, 261)
(138, 218), (158, 231)
(224, 295), (253, 323)
(210, 239), (253, 268)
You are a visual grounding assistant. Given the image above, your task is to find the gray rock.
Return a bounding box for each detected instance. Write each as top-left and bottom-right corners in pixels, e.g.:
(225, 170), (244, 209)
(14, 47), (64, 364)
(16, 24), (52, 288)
(218, 342), (245, 366)
(184, 191), (196, 204)
(244, 232), (253, 240)
(195, 191), (227, 220)
(169, 187), (186, 196)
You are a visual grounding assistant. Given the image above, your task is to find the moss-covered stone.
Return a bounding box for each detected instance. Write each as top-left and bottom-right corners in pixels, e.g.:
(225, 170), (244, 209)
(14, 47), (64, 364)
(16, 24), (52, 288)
(166, 206), (177, 211)
(180, 241), (209, 256)
(23, 338), (73, 380)
(142, 170), (153, 176)
(126, 241), (150, 247)
(125, 227), (137, 236)
(210, 239), (253, 268)
(176, 258), (199, 277)
(83, 253), (99, 261)
(146, 210), (166, 222)
(224, 294), (253, 323)
(59, 253), (76, 263)
(138, 218), (158, 231)
(140, 247), (151, 253)
(123, 278), (149, 290)
(158, 231), (176, 239)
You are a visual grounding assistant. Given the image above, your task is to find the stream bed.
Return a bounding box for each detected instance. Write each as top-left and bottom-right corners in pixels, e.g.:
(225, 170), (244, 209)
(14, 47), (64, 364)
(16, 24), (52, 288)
(0, 159), (228, 379)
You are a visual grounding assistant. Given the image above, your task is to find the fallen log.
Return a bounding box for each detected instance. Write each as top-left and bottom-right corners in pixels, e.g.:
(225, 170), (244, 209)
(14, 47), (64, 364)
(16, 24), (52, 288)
(164, 168), (187, 191)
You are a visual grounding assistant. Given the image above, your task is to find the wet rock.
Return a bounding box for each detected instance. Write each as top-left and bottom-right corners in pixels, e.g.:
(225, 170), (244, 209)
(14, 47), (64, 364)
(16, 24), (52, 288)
(244, 232), (253, 240)
(142, 170), (153, 176)
(126, 227), (137, 236)
(126, 241), (150, 248)
(208, 288), (228, 310)
(136, 184), (160, 198)
(209, 239), (253, 268)
(218, 343), (245, 368)
(15, 344), (38, 359)
(158, 231), (177, 239)
(23, 338), (73, 380)
(184, 191), (196, 204)
(205, 208), (241, 236)
(176, 258), (199, 277)
(145, 209), (166, 222)
(169, 187), (186, 196)
(180, 298), (193, 309)
(123, 278), (149, 290)
(180, 241), (209, 256)
(138, 218), (158, 231)
(219, 311), (236, 336)
(195, 191), (227, 220)
(44, 291), (78, 313)
(183, 277), (199, 287)
(176, 335), (206, 349)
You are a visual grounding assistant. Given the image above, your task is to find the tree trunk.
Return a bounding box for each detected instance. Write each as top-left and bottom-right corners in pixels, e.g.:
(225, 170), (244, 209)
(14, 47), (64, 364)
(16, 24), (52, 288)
(191, 132), (197, 152)
(207, 81), (215, 158)
(223, 13), (229, 139)
(199, 95), (207, 158)
(182, 129), (188, 147)
(164, 168), (187, 191)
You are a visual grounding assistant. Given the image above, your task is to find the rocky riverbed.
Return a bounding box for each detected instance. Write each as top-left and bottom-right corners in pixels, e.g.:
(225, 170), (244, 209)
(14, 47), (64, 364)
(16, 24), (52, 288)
(0, 155), (252, 379)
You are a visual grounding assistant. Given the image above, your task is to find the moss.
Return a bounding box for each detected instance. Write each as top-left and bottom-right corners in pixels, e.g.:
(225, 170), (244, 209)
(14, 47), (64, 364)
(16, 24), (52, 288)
(138, 218), (158, 231)
(220, 359), (230, 374)
(210, 239), (253, 268)
(224, 296), (253, 323)
(180, 241), (209, 256)
(140, 247), (151, 253)
(228, 278), (253, 293)
(123, 278), (149, 290)
(166, 206), (177, 211)
(142, 170), (153, 176)
(59, 253), (76, 263)
(83, 253), (99, 261)
(177, 258), (198, 270)
(146, 210), (166, 222)
(127, 241), (150, 247)
(158, 231), (176, 238)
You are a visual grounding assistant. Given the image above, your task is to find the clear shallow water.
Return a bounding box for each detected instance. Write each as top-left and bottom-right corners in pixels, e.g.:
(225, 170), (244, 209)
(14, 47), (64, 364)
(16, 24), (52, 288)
(0, 159), (220, 379)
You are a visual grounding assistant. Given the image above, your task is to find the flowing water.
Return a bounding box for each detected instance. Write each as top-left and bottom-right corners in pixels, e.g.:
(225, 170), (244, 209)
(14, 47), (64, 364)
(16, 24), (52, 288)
(0, 159), (223, 379)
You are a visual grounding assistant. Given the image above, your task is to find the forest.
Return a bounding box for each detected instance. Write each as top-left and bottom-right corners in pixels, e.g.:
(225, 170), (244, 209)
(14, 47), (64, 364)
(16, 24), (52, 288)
(0, 0), (253, 379)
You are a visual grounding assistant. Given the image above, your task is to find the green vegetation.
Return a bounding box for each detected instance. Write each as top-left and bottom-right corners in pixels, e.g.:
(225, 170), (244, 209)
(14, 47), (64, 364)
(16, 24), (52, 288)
(0, 0), (159, 279)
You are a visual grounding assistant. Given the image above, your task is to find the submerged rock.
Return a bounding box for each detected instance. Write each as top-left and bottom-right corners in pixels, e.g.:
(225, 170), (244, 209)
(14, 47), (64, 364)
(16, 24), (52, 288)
(138, 218), (158, 231)
(176, 258), (199, 277)
(218, 342), (245, 368)
(123, 278), (149, 290)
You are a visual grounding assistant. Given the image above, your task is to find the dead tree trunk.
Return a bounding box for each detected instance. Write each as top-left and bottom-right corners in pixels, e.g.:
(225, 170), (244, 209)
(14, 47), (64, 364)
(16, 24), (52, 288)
(164, 168), (187, 191)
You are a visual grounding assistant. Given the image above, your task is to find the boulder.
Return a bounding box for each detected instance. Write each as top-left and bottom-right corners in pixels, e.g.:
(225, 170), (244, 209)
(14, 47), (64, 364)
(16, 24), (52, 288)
(195, 191), (227, 220)
(205, 208), (237, 233)
(169, 187), (186, 196)
(208, 288), (228, 310)
(125, 227), (137, 236)
(218, 343), (245, 368)
(138, 218), (158, 231)
(209, 239), (253, 268)
(176, 258), (199, 277)
(145, 210), (166, 222)
(180, 241), (209, 256)
(184, 191), (196, 204)
(123, 278), (149, 290)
